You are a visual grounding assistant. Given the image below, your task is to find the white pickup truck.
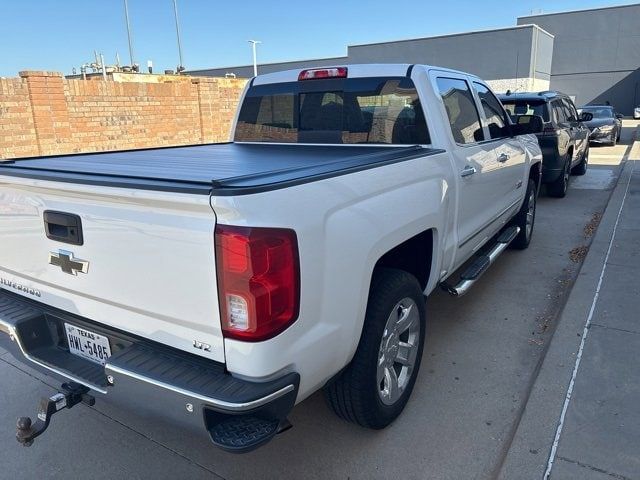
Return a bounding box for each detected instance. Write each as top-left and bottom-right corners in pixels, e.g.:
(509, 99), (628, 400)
(0, 64), (542, 452)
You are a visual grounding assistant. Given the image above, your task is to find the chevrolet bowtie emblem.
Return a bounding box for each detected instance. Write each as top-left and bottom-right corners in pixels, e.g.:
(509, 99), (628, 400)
(49, 250), (89, 276)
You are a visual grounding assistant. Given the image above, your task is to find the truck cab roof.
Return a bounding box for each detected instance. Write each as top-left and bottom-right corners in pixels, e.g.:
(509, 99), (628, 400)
(252, 63), (478, 85)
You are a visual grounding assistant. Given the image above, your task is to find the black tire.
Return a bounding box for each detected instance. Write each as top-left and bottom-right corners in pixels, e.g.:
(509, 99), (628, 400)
(616, 130), (621, 143)
(510, 178), (537, 250)
(547, 154), (570, 198)
(324, 268), (426, 429)
(572, 145), (588, 176)
(610, 131), (617, 146)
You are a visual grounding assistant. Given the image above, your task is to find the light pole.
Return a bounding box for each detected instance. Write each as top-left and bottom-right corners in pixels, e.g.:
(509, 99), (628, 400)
(248, 40), (261, 77)
(172, 0), (185, 72)
(123, 0), (135, 69)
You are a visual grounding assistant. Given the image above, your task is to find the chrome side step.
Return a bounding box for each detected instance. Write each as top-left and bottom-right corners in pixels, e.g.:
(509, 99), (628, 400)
(440, 226), (520, 297)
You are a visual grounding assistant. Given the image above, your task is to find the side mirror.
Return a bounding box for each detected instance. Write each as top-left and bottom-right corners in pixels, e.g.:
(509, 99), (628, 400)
(615, 113), (624, 119)
(512, 114), (544, 135)
(579, 112), (593, 122)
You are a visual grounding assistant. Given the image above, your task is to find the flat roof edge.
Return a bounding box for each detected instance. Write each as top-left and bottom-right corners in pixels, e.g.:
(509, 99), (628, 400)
(348, 24), (553, 49)
(518, 2), (640, 19)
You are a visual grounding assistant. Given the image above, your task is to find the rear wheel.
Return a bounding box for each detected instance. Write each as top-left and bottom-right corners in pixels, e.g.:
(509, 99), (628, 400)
(572, 145), (589, 176)
(548, 154), (571, 198)
(510, 179), (537, 250)
(324, 268), (425, 429)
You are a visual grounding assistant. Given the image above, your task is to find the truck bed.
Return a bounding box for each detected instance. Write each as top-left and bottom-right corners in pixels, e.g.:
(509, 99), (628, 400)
(0, 143), (436, 196)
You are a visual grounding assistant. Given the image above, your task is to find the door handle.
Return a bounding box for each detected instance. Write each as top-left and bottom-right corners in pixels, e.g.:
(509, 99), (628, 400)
(498, 153), (510, 163)
(43, 211), (83, 245)
(461, 165), (477, 177)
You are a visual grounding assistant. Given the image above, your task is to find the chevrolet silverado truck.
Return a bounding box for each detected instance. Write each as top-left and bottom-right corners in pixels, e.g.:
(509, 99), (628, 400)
(0, 64), (543, 453)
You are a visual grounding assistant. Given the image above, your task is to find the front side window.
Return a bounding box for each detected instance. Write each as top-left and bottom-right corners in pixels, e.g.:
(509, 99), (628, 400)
(553, 101), (567, 124)
(562, 99), (577, 122)
(473, 82), (510, 139)
(234, 77), (430, 144)
(436, 77), (484, 144)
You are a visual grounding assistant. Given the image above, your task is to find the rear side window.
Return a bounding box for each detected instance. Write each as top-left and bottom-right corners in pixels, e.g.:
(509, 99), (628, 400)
(501, 99), (550, 122)
(234, 77), (430, 145)
(473, 82), (510, 139)
(436, 77), (484, 144)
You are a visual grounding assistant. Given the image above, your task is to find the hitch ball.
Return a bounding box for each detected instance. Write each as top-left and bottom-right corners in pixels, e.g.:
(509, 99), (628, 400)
(16, 417), (35, 447)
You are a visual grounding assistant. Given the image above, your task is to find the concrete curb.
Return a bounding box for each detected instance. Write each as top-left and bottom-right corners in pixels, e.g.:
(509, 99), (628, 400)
(497, 133), (640, 479)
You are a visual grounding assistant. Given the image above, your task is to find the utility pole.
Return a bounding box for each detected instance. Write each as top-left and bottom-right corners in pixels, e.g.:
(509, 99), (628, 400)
(248, 40), (261, 77)
(123, 0), (135, 69)
(172, 0), (185, 72)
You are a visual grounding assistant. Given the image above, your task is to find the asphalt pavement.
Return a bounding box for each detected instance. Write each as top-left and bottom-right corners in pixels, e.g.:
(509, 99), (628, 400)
(0, 122), (637, 479)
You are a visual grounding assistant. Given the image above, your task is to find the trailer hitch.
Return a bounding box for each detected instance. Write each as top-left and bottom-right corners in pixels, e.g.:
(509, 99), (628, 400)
(16, 382), (95, 447)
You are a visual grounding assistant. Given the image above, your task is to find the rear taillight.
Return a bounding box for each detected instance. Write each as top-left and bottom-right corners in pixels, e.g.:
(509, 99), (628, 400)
(215, 225), (300, 342)
(298, 67), (347, 81)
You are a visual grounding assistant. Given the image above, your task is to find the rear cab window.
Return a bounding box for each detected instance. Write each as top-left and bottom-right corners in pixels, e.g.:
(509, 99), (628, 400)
(234, 77), (430, 145)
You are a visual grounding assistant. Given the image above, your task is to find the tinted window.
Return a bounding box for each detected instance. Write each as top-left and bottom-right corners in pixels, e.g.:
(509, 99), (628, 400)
(436, 77), (484, 144)
(553, 101), (567, 123)
(501, 99), (550, 122)
(562, 99), (577, 122)
(234, 77), (430, 144)
(473, 82), (510, 139)
(579, 106), (614, 119)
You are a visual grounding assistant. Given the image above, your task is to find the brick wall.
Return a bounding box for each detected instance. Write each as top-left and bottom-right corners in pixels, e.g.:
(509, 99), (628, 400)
(0, 71), (247, 160)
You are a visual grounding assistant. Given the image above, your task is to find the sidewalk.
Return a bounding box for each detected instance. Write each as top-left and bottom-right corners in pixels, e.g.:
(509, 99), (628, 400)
(499, 142), (640, 479)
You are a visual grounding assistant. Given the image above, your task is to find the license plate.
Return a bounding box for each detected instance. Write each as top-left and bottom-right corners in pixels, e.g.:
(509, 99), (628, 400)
(64, 323), (112, 365)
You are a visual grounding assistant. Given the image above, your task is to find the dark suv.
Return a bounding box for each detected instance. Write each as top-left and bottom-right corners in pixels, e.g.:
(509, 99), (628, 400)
(498, 91), (590, 198)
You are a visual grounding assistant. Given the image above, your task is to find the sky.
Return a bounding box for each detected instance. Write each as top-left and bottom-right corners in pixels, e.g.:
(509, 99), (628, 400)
(0, 0), (636, 77)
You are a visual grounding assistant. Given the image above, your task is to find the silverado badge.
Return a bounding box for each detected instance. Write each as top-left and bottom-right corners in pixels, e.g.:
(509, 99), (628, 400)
(49, 250), (89, 276)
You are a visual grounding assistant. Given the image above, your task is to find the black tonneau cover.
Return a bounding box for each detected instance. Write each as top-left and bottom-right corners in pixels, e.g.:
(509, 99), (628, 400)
(0, 143), (437, 196)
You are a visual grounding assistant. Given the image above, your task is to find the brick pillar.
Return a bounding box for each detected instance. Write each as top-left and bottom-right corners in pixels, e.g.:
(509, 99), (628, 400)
(217, 78), (247, 141)
(193, 78), (218, 144)
(20, 71), (72, 156)
(194, 77), (247, 143)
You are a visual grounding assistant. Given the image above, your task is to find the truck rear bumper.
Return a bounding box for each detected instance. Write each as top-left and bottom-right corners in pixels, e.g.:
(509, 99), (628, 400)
(0, 289), (299, 453)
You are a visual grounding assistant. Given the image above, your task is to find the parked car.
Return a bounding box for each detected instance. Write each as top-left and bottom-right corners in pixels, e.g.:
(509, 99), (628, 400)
(0, 64), (542, 453)
(634, 106), (640, 119)
(578, 105), (623, 145)
(499, 91), (590, 198)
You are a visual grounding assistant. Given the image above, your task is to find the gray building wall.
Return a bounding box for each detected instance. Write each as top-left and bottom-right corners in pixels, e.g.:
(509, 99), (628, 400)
(187, 56), (348, 79)
(518, 3), (640, 114)
(347, 26), (548, 83)
(188, 26), (553, 93)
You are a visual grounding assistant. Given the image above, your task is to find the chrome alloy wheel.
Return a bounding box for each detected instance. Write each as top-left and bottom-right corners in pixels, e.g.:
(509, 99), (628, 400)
(377, 297), (421, 405)
(525, 188), (536, 240)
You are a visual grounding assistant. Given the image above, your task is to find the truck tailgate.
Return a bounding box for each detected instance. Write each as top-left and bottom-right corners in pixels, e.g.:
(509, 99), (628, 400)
(0, 179), (224, 363)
